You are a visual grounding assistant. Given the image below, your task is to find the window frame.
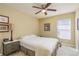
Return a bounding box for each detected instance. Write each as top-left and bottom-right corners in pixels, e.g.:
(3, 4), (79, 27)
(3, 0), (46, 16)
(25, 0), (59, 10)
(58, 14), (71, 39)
(57, 18), (71, 40)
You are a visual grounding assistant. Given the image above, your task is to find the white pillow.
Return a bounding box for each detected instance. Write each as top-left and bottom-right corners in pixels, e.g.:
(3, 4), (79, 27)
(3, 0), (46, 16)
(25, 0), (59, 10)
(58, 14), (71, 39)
(22, 35), (37, 39)
(30, 35), (37, 37)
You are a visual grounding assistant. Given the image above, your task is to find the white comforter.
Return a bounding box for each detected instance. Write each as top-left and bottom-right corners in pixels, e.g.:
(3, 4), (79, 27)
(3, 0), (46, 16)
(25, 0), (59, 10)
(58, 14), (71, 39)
(20, 36), (59, 56)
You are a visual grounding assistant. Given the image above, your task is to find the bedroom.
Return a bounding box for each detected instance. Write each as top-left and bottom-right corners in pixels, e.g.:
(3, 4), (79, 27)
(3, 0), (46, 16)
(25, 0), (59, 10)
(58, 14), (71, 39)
(0, 3), (79, 56)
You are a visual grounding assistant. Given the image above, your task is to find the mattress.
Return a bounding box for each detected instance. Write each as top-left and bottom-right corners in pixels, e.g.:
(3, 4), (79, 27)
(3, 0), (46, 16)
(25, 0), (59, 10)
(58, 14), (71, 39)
(20, 36), (59, 56)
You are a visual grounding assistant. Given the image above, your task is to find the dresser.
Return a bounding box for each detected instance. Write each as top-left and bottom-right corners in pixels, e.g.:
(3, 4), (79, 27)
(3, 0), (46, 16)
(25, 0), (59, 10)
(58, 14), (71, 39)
(3, 40), (20, 55)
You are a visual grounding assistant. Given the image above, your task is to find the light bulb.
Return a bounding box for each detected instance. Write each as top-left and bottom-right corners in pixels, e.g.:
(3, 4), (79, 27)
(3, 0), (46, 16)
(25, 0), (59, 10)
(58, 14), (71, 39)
(42, 9), (46, 13)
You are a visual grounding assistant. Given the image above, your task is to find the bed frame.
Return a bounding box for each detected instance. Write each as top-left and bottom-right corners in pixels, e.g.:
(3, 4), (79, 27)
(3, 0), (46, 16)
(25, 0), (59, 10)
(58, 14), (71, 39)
(20, 42), (61, 56)
(20, 46), (35, 56)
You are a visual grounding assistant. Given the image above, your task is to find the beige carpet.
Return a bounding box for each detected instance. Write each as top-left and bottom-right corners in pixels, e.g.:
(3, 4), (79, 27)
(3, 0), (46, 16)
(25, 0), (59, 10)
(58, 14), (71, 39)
(57, 46), (79, 56)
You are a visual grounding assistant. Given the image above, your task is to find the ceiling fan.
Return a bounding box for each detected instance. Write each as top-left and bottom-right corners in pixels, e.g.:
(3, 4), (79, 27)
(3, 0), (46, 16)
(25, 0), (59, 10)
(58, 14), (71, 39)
(32, 3), (56, 15)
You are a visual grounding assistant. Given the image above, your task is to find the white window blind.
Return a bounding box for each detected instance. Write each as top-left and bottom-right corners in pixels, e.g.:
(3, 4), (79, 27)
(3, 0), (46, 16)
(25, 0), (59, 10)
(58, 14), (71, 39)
(57, 18), (71, 40)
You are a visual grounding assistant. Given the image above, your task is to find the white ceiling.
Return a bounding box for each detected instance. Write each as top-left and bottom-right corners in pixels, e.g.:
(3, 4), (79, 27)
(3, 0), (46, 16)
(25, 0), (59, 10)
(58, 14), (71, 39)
(2, 3), (79, 18)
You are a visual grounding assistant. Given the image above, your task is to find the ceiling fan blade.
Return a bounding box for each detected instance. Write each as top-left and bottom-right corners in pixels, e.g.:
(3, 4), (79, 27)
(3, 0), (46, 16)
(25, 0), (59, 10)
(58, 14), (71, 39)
(32, 6), (42, 9)
(44, 3), (51, 9)
(35, 10), (42, 14)
(44, 12), (47, 15)
(47, 9), (56, 11)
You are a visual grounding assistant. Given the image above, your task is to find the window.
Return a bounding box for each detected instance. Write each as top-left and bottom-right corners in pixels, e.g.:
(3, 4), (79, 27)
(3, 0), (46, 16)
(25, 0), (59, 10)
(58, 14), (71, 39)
(57, 18), (71, 40)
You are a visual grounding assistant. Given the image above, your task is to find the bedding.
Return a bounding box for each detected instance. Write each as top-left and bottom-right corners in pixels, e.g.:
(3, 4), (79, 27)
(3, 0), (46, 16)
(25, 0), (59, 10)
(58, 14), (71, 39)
(20, 35), (59, 56)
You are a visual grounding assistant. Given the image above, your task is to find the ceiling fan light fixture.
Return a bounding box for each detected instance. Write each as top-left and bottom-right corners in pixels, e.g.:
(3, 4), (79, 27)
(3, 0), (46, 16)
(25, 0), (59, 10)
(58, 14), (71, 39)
(32, 3), (56, 15)
(42, 9), (46, 13)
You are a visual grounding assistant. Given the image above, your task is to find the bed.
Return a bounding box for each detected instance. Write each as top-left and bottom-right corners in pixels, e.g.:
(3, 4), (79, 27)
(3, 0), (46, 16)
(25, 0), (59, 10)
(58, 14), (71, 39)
(20, 35), (60, 56)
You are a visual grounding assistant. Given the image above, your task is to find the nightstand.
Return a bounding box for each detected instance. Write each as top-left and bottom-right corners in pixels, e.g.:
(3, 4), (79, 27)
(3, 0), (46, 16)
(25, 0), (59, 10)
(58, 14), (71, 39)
(3, 40), (20, 55)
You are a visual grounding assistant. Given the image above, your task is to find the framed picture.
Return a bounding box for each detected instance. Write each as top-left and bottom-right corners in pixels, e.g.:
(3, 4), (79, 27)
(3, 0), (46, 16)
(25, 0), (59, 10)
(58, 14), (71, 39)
(0, 24), (9, 32)
(44, 23), (50, 31)
(77, 18), (79, 30)
(0, 15), (9, 24)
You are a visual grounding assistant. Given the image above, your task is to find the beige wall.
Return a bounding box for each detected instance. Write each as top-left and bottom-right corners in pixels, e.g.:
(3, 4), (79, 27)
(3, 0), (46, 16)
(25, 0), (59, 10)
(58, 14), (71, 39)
(39, 12), (75, 47)
(0, 4), (76, 51)
(0, 5), (39, 49)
